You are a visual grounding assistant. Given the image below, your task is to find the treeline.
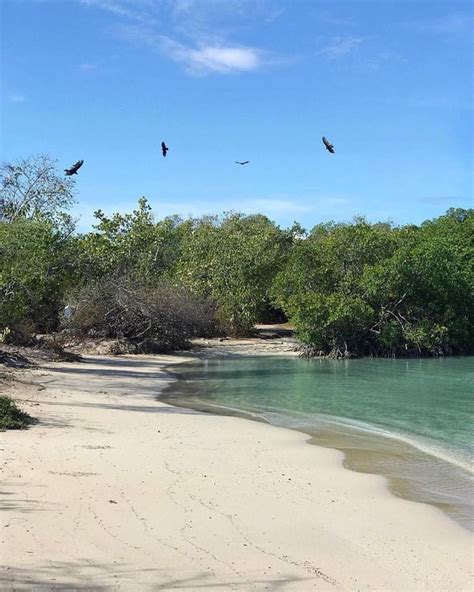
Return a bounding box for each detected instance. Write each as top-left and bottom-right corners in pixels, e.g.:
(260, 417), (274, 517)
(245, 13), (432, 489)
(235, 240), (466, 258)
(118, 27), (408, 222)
(1, 155), (473, 357)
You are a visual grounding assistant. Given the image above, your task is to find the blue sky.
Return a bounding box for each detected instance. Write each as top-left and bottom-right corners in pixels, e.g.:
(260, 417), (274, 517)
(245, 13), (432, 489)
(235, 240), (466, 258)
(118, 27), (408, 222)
(1, 0), (472, 231)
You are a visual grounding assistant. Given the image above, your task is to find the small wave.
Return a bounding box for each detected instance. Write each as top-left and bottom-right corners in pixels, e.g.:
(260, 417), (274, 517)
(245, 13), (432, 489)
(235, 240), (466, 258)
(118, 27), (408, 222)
(253, 409), (474, 477)
(170, 398), (274, 424)
(165, 391), (473, 477)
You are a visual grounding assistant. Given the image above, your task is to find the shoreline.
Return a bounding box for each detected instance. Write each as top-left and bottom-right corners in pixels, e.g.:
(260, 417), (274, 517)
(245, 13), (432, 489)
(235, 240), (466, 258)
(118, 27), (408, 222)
(162, 355), (474, 532)
(1, 354), (473, 590)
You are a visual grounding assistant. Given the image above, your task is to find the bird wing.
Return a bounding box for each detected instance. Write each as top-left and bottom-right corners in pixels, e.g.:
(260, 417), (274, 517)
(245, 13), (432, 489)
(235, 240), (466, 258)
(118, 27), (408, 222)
(72, 160), (84, 170)
(322, 137), (335, 152)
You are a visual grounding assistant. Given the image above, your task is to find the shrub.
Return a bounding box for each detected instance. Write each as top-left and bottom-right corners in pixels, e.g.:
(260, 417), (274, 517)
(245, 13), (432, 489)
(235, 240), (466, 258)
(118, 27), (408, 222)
(0, 396), (36, 430)
(65, 275), (220, 351)
(0, 219), (76, 337)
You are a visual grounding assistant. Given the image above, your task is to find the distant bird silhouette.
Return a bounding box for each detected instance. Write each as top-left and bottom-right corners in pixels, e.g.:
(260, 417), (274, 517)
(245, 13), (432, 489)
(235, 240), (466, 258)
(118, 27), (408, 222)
(161, 142), (169, 157)
(64, 160), (84, 175)
(235, 161), (250, 165)
(322, 137), (335, 154)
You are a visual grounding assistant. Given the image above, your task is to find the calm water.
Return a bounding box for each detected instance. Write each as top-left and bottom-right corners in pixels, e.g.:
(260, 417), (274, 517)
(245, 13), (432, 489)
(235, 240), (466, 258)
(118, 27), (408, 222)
(161, 356), (474, 529)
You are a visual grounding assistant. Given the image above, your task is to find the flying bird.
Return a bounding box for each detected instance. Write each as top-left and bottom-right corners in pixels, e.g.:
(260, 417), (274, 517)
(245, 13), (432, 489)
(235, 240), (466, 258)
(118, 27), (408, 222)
(161, 142), (169, 157)
(235, 161), (250, 165)
(322, 137), (335, 154)
(64, 160), (84, 175)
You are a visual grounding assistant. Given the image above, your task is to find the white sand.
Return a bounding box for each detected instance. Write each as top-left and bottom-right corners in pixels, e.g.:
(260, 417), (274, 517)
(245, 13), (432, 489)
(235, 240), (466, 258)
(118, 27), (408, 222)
(1, 355), (472, 591)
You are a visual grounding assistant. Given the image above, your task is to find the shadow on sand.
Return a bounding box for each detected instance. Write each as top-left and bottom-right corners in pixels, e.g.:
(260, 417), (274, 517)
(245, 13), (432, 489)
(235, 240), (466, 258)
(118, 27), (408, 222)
(0, 562), (312, 591)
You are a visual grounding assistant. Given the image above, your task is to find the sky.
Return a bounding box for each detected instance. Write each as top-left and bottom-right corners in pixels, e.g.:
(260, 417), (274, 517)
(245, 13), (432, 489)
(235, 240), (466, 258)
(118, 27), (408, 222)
(1, 0), (472, 231)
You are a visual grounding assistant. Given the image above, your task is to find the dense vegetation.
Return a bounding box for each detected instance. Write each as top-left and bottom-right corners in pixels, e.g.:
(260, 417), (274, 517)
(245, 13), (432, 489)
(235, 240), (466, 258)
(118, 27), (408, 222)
(273, 214), (473, 356)
(1, 155), (473, 357)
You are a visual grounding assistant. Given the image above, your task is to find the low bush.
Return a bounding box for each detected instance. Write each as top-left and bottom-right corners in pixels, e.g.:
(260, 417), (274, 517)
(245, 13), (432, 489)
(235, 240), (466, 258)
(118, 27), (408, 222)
(65, 275), (220, 352)
(0, 396), (36, 430)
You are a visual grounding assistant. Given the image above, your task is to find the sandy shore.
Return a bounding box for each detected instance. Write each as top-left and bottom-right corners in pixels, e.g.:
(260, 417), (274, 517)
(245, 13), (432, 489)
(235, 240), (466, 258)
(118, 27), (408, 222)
(1, 355), (472, 591)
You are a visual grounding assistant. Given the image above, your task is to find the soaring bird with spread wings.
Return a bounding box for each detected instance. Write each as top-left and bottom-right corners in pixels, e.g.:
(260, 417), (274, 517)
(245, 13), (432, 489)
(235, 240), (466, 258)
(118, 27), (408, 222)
(322, 136), (335, 154)
(235, 160), (250, 165)
(161, 142), (169, 157)
(64, 160), (84, 175)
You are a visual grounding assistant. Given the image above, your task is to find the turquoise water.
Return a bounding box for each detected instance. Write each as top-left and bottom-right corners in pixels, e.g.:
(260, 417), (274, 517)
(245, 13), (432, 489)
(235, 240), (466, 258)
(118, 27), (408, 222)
(161, 356), (474, 529)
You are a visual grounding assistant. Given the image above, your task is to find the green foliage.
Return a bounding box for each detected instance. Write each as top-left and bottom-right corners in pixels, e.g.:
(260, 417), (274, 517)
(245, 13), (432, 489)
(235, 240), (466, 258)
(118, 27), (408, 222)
(76, 198), (190, 281)
(74, 204), (293, 337)
(0, 219), (77, 336)
(0, 155), (78, 339)
(272, 211), (474, 357)
(0, 396), (36, 430)
(1, 154), (472, 359)
(177, 212), (292, 334)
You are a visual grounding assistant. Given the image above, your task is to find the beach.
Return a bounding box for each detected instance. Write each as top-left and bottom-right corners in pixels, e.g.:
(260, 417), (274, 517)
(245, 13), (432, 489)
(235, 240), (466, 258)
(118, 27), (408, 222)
(1, 354), (473, 591)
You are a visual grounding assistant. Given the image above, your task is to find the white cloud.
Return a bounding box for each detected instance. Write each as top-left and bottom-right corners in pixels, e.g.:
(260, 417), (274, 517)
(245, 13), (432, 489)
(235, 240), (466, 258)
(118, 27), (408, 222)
(160, 37), (262, 73)
(114, 24), (266, 74)
(316, 36), (364, 60)
(78, 0), (278, 75)
(189, 45), (260, 72)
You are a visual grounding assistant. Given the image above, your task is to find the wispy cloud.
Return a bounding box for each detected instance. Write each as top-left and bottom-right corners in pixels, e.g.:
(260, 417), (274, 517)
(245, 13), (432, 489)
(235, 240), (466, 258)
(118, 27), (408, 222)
(79, 0), (150, 20)
(407, 13), (473, 35)
(73, 192), (358, 232)
(316, 36), (364, 60)
(315, 35), (398, 71)
(79, 0), (278, 75)
(170, 0), (283, 29)
(160, 37), (263, 74)
(225, 195), (353, 218)
(73, 196), (310, 231)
